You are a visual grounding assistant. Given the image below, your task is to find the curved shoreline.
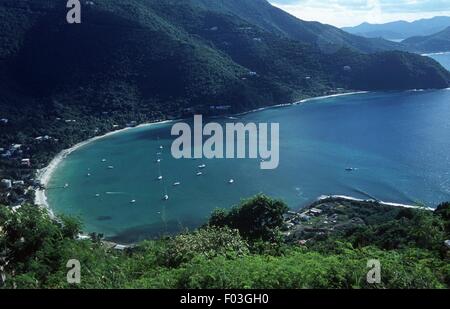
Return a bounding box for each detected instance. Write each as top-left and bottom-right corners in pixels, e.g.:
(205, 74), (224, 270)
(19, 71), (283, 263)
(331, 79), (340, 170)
(236, 91), (369, 116)
(34, 91), (368, 212)
(34, 120), (174, 211)
(34, 90), (429, 218)
(317, 195), (434, 211)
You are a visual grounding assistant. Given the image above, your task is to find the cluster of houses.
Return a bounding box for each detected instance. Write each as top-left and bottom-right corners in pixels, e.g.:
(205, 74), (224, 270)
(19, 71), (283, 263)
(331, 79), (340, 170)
(285, 204), (341, 229)
(0, 135), (47, 205)
(1, 144), (26, 161)
(0, 144), (34, 169)
(1, 179), (25, 189)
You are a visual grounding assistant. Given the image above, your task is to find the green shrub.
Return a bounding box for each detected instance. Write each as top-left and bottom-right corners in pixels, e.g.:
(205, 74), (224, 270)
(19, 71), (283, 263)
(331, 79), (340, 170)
(209, 194), (288, 241)
(160, 227), (249, 267)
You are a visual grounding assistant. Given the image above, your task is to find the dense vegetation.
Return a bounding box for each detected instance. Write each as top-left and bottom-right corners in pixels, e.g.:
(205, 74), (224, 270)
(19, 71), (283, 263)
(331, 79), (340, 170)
(0, 195), (449, 289)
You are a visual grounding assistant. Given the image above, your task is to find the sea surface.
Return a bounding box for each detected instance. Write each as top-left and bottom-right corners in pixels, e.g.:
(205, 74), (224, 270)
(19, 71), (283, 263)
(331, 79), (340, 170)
(47, 53), (450, 243)
(428, 52), (450, 71)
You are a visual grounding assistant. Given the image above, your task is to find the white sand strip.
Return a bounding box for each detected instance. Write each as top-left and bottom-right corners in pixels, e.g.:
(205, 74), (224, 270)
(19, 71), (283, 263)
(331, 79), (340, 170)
(318, 195), (435, 211)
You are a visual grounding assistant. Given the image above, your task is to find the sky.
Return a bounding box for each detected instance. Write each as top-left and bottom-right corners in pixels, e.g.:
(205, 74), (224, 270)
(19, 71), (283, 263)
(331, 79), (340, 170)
(269, 0), (450, 28)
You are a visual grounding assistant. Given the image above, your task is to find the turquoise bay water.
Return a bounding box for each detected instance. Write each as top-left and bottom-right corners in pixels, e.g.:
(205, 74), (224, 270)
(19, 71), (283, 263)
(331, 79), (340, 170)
(48, 55), (450, 243)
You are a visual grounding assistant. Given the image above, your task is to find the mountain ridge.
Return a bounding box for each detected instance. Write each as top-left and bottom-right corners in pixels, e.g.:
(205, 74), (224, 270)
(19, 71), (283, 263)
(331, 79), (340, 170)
(0, 0), (448, 155)
(185, 0), (406, 54)
(403, 26), (450, 54)
(343, 16), (450, 41)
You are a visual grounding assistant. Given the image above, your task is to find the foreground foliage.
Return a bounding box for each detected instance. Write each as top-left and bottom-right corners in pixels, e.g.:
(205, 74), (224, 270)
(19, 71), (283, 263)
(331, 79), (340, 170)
(0, 198), (449, 289)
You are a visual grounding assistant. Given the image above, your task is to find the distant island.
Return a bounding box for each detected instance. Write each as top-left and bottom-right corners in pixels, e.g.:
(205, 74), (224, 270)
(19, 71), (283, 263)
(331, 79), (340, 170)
(342, 16), (450, 41)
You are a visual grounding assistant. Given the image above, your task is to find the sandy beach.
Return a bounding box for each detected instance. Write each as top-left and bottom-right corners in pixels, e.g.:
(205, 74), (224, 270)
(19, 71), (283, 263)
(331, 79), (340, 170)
(318, 195), (434, 211)
(236, 91), (368, 116)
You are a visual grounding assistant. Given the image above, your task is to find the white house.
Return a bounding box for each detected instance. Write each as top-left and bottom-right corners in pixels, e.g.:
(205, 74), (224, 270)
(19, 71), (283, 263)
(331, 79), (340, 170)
(309, 208), (323, 216)
(1, 179), (12, 189)
(13, 180), (25, 186)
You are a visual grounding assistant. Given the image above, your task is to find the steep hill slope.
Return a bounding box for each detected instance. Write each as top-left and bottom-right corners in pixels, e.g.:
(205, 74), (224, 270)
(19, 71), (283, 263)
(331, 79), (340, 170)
(185, 0), (405, 53)
(0, 0), (448, 155)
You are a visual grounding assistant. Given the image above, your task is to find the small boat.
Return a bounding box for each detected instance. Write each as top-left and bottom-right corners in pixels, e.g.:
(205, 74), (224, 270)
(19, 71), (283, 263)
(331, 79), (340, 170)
(196, 172), (203, 176)
(157, 175), (163, 180)
(345, 167), (356, 172)
(159, 145), (164, 150)
(87, 173), (91, 177)
(95, 194), (100, 197)
(108, 166), (114, 169)
(130, 199), (136, 204)
(156, 159), (161, 163)
(173, 182), (181, 186)
(64, 183), (69, 188)
(198, 164), (207, 169)
(101, 159), (107, 162)
(162, 194), (169, 201)
(228, 179), (235, 184)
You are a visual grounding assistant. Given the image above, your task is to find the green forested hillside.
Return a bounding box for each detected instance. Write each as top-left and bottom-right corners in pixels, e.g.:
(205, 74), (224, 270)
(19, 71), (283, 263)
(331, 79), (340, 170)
(183, 0), (407, 53)
(0, 0), (448, 115)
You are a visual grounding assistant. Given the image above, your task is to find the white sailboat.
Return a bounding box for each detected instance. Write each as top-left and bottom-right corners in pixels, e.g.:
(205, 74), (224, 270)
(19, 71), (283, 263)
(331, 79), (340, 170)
(156, 143), (169, 201)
